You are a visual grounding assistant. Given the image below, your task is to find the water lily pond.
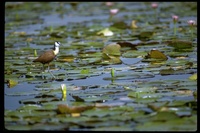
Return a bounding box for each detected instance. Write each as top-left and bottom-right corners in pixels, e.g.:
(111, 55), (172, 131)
(4, 2), (197, 131)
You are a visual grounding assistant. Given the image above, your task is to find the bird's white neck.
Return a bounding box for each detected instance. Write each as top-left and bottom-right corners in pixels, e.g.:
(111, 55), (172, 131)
(53, 46), (59, 55)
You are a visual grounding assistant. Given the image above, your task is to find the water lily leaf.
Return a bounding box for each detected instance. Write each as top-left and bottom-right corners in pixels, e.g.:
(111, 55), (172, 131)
(117, 41), (137, 50)
(110, 21), (129, 29)
(5, 125), (32, 130)
(19, 96), (60, 105)
(5, 91), (46, 96)
(167, 40), (192, 49)
(71, 94), (85, 102)
(159, 68), (195, 75)
(145, 49), (168, 60)
(135, 115), (197, 131)
(57, 104), (94, 114)
(97, 28), (114, 36)
(103, 71), (154, 81)
(58, 55), (74, 62)
(122, 50), (147, 58)
(80, 57), (102, 64)
(82, 108), (123, 117)
(189, 73), (197, 80)
(92, 126), (133, 131)
(147, 102), (170, 111)
(84, 95), (111, 102)
(101, 56), (121, 64)
(128, 91), (163, 99)
(193, 91), (197, 98)
(120, 57), (142, 65)
(80, 69), (89, 74)
(16, 105), (42, 111)
(102, 43), (121, 56)
(159, 68), (175, 75)
(150, 112), (179, 121)
(138, 31), (154, 40)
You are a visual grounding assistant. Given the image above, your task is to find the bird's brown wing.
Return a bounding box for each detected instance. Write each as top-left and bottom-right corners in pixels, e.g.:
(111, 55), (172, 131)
(33, 50), (55, 64)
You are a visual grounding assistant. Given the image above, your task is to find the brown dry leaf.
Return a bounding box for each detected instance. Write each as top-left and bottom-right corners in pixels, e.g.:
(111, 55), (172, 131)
(57, 56), (74, 62)
(57, 104), (94, 114)
(26, 38), (32, 42)
(117, 41), (137, 50)
(12, 31), (26, 36)
(174, 90), (193, 95)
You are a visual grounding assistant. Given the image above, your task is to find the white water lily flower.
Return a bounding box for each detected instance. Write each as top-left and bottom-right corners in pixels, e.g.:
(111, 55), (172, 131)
(97, 28), (114, 36)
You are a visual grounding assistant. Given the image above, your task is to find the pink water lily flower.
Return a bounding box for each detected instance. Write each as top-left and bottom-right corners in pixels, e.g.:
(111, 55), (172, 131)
(110, 9), (119, 15)
(187, 20), (196, 26)
(151, 3), (158, 8)
(172, 15), (178, 22)
(105, 2), (114, 6)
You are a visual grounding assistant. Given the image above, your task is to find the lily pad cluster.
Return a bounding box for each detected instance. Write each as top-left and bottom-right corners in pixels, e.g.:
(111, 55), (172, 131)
(5, 2), (197, 131)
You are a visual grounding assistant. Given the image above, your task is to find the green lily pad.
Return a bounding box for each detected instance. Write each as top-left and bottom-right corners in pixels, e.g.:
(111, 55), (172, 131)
(135, 115), (197, 131)
(122, 50), (147, 58)
(145, 49), (168, 60)
(82, 108), (123, 117)
(136, 31), (154, 40)
(102, 43), (121, 56)
(159, 68), (195, 75)
(110, 21), (129, 29)
(167, 40), (192, 49)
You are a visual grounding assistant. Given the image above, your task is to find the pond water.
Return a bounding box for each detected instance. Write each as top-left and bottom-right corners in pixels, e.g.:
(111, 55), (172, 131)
(4, 2), (197, 131)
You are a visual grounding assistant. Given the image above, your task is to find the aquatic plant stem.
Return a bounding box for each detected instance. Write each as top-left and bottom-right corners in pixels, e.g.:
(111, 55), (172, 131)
(111, 68), (115, 77)
(154, 9), (157, 21)
(190, 26), (194, 40)
(173, 22), (177, 36)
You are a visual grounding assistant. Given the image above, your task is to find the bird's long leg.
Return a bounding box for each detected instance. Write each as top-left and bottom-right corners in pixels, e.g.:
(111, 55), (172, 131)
(42, 64), (45, 72)
(42, 64), (45, 79)
(48, 63), (56, 79)
(48, 63), (50, 71)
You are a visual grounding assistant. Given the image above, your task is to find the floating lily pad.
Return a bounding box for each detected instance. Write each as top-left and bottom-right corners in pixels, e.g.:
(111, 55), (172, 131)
(57, 104), (94, 114)
(82, 108), (123, 117)
(102, 43), (121, 56)
(110, 21), (129, 29)
(167, 40), (193, 49)
(122, 50), (147, 58)
(135, 115), (197, 131)
(145, 49), (168, 60)
(4, 2), (197, 131)
(136, 31), (154, 40)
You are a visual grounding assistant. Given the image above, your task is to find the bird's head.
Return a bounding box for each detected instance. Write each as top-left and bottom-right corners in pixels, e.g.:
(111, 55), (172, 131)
(55, 42), (61, 47)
